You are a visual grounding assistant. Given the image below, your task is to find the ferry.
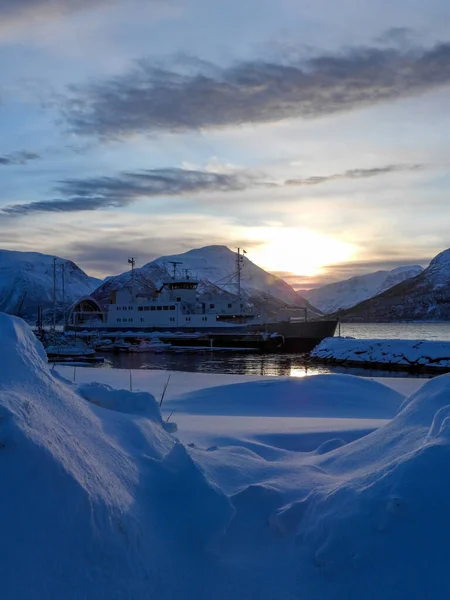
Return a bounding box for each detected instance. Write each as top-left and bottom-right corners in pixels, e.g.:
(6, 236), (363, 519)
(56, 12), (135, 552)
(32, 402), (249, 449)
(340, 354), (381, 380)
(66, 251), (338, 352)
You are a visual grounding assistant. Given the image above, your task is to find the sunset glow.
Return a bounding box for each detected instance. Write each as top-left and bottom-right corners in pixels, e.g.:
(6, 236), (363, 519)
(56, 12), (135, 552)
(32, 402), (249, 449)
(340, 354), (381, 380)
(246, 229), (355, 277)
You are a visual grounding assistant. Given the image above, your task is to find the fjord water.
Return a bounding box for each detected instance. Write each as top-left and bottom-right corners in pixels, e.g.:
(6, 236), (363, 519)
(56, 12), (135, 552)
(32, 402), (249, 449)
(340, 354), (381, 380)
(101, 322), (450, 378)
(339, 322), (450, 341)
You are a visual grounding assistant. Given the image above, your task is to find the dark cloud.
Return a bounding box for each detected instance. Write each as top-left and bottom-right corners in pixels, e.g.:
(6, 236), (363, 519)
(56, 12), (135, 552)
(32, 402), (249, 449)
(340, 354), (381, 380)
(0, 151), (40, 166)
(1, 167), (254, 215)
(0, 0), (109, 20)
(62, 39), (450, 137)
(375, 27), (417, 47)
(1, 161), (425, 215)
(285, 164), (423, 187)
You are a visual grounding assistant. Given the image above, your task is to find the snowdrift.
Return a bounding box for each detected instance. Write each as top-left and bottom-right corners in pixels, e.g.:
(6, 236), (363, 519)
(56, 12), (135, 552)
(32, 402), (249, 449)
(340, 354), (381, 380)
(165, 374), (403, 419)
(311, 336), (450, 372)
(0, 314), (231, 599)
(2, 312), (450, 599)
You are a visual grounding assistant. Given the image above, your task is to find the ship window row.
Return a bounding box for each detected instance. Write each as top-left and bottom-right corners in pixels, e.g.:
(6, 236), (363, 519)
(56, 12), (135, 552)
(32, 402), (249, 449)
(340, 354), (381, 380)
(169, 283), (196, 290)
(138, 305), (175, 311)
(117, 318), (133, 322)
(116, 306), (133, 310)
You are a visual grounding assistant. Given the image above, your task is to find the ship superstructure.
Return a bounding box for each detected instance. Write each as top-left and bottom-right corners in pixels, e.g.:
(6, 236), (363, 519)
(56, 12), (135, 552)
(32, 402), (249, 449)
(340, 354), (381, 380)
(106, 272), (259, 331)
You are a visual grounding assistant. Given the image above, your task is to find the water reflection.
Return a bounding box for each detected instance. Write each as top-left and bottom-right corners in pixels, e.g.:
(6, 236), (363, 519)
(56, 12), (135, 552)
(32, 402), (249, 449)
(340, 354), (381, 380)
(102, 351), (434, 379)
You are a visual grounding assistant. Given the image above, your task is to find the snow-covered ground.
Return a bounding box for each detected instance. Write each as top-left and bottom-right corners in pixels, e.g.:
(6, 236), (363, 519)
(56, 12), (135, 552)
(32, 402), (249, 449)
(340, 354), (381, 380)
(312, 336), (450, 371)
(3, 312), (449, 599)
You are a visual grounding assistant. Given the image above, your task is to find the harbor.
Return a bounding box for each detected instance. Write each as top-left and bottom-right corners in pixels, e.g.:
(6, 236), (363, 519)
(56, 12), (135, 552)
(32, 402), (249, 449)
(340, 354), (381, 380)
(37, 249), (338, 363)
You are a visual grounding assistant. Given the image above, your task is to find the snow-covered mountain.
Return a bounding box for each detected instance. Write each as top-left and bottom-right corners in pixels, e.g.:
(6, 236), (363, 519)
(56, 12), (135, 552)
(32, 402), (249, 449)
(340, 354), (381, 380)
(0, 249), (100, 320)
(334, 248), (450, 321)
(304, 265), (424, 314)
(93, 245), (320, 315)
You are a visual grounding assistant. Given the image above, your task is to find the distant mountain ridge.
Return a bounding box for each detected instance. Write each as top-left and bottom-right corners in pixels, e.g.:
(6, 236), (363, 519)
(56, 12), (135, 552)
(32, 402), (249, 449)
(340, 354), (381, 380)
(92, 245), (321, 315)
(2, 244), (443, 324)
(304, 265), (424, 314)
(0, 249), (100, 320)
(334, 248), (450, 321)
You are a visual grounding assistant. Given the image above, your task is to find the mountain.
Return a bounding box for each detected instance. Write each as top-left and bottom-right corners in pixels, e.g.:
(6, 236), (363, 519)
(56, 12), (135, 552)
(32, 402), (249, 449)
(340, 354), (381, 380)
(92, 245), (321, 316)
(303, 265), (424, 314)
(0, 250), (100, 321)
(334, 248), (450, 321)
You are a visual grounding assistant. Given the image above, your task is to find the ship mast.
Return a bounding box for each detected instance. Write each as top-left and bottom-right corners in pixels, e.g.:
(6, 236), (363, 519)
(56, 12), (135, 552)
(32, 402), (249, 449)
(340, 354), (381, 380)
(52, 257), (57, 331)
(61, 262), (66, 326)
(128, 257), (136, 296)
(236, 247), (245, 303)
(168, 261), (183, 279)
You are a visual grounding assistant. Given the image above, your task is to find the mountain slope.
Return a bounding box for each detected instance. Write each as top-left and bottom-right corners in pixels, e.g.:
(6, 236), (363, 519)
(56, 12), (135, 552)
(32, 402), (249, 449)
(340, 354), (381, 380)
(0, 249), (100, 320)
(334, 249), (450, 321)
(93, 245), (321, 315)
(304, 265), (424, 314)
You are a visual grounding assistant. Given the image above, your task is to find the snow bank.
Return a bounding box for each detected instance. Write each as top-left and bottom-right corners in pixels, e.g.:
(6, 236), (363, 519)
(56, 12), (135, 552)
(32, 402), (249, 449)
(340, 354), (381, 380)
(311, 336), (450, 371)
(3, 312), (450, 599)
(188, 374), (450, 599)
(0, 314), (230, 599)
(165, 374), (404, 419)
(78, 381), (162, 419)
(283, 373), (450, 599)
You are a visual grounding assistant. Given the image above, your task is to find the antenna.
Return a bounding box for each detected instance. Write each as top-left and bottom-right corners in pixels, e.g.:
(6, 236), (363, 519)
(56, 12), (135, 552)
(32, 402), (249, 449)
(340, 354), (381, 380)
(168, 261), (183, 279)
(128, 257), (136, 295)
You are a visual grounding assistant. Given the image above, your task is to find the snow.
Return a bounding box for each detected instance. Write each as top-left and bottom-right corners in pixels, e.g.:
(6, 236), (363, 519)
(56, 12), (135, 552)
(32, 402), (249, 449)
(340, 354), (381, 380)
(3, 311), (450, 599)
(311, 336), (450, 370)
(164, 375), (403, 418)
(304, 264), (423, 314)
(152, 245), (305, 305)
(78, 382), (162, 418)
(93, 245), (317, 311)
(423, 247), (450, 287)
(53, 364), (427, 401)
(334, 247), (450, 321)
(0, 249), (99, 319)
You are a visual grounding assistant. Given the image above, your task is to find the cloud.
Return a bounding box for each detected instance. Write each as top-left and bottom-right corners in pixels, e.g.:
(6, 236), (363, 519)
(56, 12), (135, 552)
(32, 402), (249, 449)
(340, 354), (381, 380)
(1, 161), (426, 215)
(0, 151), (40, 166)
(1, 167), (254, 215)
(285, 164), (423, 187)
(62, 39), (450, 138)
(0, 0), (110, 20)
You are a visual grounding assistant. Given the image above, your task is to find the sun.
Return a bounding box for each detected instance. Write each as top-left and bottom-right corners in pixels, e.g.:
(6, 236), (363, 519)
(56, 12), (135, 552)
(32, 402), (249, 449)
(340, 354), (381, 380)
(246, 228), (354, 277)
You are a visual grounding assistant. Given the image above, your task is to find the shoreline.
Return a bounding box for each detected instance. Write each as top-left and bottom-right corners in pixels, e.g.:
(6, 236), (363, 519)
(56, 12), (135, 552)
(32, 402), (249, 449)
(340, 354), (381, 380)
(310, 337), (450, 375)
(55, 364), (428, 400)
(307, 356), (450, 375)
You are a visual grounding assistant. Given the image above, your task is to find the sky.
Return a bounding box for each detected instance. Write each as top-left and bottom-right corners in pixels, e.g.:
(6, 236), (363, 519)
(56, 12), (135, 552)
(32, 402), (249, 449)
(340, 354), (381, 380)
(1, 0), (450, 288)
